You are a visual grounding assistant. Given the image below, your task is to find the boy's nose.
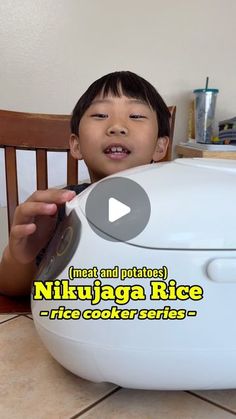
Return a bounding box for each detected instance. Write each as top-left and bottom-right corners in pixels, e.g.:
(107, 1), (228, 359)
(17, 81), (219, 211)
(107, 125), (128, 136)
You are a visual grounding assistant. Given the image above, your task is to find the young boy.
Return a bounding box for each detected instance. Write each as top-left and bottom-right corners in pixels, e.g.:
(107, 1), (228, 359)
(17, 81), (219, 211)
(0, 71), (170, 296)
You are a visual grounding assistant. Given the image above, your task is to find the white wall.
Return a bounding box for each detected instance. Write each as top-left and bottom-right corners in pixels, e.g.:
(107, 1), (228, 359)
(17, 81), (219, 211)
(1, 0), (235, 127)
(0, 0), (236, 248)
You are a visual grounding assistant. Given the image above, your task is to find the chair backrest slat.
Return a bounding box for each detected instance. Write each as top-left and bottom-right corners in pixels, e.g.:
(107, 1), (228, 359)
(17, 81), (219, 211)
(160, 105), (176, 162)
(36, 149), (48, 190)
(67, 151), (78, 185)
(4, 146), (18, 232)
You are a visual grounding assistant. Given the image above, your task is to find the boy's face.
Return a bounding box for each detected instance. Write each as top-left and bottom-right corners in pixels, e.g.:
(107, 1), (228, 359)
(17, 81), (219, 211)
(70, 93), (169, 182)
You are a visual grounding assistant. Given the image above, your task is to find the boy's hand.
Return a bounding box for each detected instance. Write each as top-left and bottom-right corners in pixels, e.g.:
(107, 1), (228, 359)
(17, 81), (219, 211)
(8, 189), (76, 264)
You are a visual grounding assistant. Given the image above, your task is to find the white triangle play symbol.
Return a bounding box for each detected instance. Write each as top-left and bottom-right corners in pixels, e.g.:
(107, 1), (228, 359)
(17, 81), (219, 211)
(108, 197), (131, 223)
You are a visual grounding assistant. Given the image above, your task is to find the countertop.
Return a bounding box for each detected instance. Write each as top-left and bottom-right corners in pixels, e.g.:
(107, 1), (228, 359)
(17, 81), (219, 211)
(1, 314), (236, 419)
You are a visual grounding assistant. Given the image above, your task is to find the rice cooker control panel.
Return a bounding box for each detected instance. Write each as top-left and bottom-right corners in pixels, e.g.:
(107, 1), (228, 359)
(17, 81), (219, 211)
(35, 210), (81, 282)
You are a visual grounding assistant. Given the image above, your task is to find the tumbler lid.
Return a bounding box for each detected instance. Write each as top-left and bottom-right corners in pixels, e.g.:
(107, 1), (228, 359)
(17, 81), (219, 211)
(193, 88), (219, 93)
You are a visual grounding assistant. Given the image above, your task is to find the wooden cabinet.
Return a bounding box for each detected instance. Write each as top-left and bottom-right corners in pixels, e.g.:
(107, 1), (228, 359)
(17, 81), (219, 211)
(176, 144), (236, 160)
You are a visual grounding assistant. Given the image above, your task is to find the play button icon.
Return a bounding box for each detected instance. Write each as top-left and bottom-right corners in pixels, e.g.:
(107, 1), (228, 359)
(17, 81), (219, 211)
(85, 176), (151, 242)
(108, 198), (131, 222)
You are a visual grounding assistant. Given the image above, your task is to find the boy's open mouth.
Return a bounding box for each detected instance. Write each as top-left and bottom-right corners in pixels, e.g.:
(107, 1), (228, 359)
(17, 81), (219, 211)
(104, 145), (131, 160)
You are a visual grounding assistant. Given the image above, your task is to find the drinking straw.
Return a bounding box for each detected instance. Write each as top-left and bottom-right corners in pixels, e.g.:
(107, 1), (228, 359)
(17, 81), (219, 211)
(205, 76), (209, 90)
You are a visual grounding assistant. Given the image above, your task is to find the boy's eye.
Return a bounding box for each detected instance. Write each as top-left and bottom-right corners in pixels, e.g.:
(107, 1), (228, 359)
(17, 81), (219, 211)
(91, 113), (108, 119)
(130, 114), (146, 119)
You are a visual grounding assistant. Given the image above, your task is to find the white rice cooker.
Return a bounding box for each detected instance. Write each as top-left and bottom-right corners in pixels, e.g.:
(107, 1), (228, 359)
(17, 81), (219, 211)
(32, 158), (236, 390)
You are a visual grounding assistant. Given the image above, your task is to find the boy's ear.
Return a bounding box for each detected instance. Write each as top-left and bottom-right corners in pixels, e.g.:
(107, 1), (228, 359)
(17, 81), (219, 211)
(152, 136), (169, 162)
(69, 134), (83, 160)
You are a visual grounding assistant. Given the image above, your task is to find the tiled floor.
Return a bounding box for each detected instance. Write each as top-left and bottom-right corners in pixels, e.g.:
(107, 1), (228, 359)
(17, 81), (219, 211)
(0, 314), (236, 419)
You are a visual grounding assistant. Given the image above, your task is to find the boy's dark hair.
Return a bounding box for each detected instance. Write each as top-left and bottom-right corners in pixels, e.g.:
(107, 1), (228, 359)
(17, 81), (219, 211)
(71, 71), (170, 138)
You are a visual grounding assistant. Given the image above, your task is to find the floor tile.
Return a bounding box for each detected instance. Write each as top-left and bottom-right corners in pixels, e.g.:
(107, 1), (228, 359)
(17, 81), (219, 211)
(0, 314), (18, 323)
(0, 316), (116, 419)
(192, 390), (236, 413)
(24, 314), (33, 319)
(79, 388), (236, 419)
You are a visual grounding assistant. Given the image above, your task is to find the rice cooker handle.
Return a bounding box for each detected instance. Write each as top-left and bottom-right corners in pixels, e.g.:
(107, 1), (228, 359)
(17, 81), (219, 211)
(206, 258), (236, 283)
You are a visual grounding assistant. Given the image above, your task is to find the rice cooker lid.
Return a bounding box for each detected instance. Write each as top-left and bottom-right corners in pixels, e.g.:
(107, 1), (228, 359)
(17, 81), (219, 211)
(72, 158), (236, 250)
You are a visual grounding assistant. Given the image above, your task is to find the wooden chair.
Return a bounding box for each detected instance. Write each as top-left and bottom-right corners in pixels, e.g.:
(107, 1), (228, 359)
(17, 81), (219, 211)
(0, 105), (176, 313)
(0, 110), (77, 234)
